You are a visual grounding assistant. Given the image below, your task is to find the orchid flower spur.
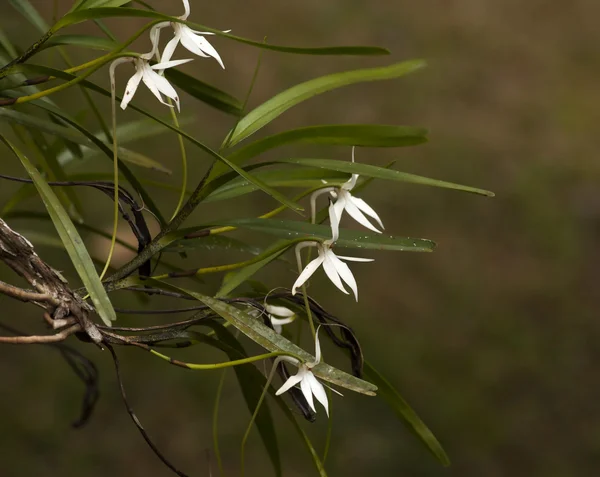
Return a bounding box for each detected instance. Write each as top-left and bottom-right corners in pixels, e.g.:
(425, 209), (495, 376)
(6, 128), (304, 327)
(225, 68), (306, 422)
(264, 302), (296, 334)
(311, 147), (385, 241)
(292, 241), (373, 301)
(275, 328), (340, 416)
(152, 0), (227, 69)
(110, 53), (192, 111)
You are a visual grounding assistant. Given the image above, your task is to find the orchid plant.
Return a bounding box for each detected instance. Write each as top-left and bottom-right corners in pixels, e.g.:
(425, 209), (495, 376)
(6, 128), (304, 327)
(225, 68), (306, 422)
(0, 0), (493, 475)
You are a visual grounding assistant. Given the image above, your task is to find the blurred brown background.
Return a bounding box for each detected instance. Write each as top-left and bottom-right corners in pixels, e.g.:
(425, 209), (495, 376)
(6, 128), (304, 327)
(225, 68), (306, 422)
(1, 0), (600, 476)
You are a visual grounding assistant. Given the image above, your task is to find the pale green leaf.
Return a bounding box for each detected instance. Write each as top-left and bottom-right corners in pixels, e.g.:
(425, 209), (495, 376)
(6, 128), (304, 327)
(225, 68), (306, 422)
(225, 60), (426, 147)
(1, 136), (116, 326)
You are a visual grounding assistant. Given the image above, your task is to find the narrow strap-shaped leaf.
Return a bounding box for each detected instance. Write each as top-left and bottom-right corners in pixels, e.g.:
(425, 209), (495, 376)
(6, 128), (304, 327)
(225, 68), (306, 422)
(364, 361), (450, 467)
(9, 65), (303, 213)
(164, 68), (243, 116)
(70, 0), (131, 11)
(41, 34), (118, 51)
(201, 323), (282, 477)
(204, 169), (350, 203)
(135, 278), (377, 396)
(54, 8), (389, 58)
(224, 60), (426, 148)
(183, 219), (436, 252)
(1, 136), (116, 326)
(9, 0), (48, 33)
(226, 124), (428, 166)
(276, 158), (495, 197)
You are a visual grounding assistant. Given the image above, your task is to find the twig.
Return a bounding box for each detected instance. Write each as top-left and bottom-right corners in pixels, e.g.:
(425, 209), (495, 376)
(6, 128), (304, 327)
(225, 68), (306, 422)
(105, 344), (190, 477)
(0, 323), (81, 344)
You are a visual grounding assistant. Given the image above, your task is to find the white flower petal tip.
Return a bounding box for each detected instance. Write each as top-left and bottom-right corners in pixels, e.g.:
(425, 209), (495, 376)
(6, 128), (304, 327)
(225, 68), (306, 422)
(264, 302), (296, 334)
(275, 365), (329, 416)
(313, 147), (385, 238)
(161, 23), (226, 69)
(115, 57), (185, 111)
(293, 241), (370, 301)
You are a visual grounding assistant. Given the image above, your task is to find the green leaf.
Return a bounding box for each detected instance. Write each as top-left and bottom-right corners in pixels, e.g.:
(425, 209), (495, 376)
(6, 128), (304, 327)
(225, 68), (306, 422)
(225, 60), (426, 147)
(9, 0), (48, 33)
(21, 94), (167, 225)
(41, 34), (118, 51)
(54, 8), (389, 58)
(200, 323), (282, 477)
(204, 168), (349, 203)
(164, 68), (243, 116)
(226, 124), (428, 166)
(216, 242), (288, 298)
(70, 0), (131, 11)
(198, 218), (436, 252)
(163, 234), (261, 255)
(275, 158), (496, 197)
(57, 116), (194, 167)
(1, 136), (116, 326)
(139, 279), (377, 396)
(9, 64), (303, 214)
(364, 361), (450, 467)
(116, 147), (172, 174)
(0, 108), (94, 147)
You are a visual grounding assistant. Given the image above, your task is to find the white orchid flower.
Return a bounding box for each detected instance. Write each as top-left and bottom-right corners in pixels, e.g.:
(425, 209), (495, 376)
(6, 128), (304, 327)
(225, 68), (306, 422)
(110, 48), (192, 112)
(311, 147), (384, 241)
(275, 328), (340, 416)
(151, 0), (227, 69)
(292, 241), (373, 301)
(264, 302), (296, 334)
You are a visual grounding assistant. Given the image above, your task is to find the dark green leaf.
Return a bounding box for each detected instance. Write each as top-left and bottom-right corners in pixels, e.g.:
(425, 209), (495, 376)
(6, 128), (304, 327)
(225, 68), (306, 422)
(9, 0), (48, 33)
(70, 0), (131, 11)
(204, 168), (349, 203)
(227, 124), (428, 166)
(1, 136), (116, 326)
(225, 60), (426, 147)
(139, 279), (377, 395)
(199, 218), (436, 252)
(200, 323), (282, 477)
(164, 68), (243, 116)
(41, 34), (118, 51)
(364, 361), (450, 467)
(10, 64), (303, 213)
(54, 8), (389, 58)
(276, 158), (496, 197)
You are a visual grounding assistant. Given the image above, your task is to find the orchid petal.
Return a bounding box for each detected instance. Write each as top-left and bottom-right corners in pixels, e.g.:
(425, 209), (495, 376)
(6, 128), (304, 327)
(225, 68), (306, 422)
(349, 196), (385, 230)
(269, 316), (296, 326)
(141, 65), (179, 110)
(275, 371), (303, 396)
(313, 327), (323, 363)
(322, 249), (349, 295)
(180, 29), (225, 68)
(120, 66), (143, 110)
(306, 372), (329, 416)
(265, 304), (295, 317)
(328, 252), (359, 301)
(292, 254), (325, 295)
(160, 33), (182, 65)
(299, 370), (316, 413)
(151, 58), (194, 70)
(336, 255), (374, 262)
(328, 196), (346, 242)
(344, 197), (383, 233)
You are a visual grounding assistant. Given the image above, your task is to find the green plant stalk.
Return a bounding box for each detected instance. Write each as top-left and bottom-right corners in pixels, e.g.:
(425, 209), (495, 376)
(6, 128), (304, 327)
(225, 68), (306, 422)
(151, 237), (310, 279)
(167, 100), (188, 220)
(149, 349), (302, 370)
(212, 370), (228, 477)
(240, 356), (288, 477)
